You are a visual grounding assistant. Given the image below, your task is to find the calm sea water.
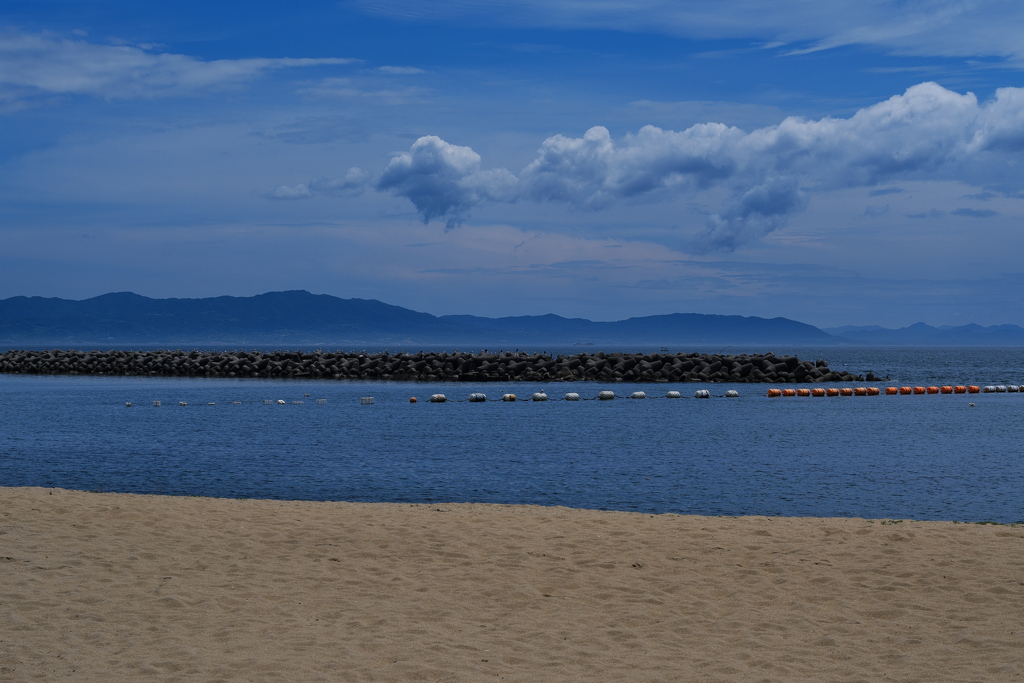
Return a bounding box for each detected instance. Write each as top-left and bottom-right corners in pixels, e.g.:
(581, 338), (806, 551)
(2, 346), (1023, 522)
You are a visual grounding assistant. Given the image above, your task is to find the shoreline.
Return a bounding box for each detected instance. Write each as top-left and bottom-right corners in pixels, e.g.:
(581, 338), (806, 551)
(3, 487), (1022, 681)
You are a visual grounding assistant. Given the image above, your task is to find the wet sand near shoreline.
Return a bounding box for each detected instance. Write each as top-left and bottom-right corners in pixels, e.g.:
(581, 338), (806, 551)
(2, 487), (1022, 682)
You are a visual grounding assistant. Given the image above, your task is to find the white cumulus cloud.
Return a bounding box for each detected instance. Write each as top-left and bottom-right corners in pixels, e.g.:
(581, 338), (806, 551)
(376, 136), (517, 229)
(371, 82), (1024, 250)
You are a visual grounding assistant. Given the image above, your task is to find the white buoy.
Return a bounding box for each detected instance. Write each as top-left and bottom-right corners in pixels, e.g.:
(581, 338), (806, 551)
(502, 393), (517, 402)
(263, 399), (273, 405)
(152, 400), (161, 407)
(694, 389), (711, 399)
(429, 394), (447, 403)
(125, 402), (132, 407)
(316, 398), (327, 405)
(564, 392), (580, 401)
(665, 391), (681, 398)
(179, 401), (187, 406)
(725, 390), (740, 398)
(995, 385), (1007, 393)
(468, 393), (487, 402)
(983, 386), (997, 393)
(598, 390), (615, 400)
(360, 396), (375, 404)
(532, 392), (548, 401)
(630, 391), (646, 399)
(207, 402), (216, 405)
(292, 400), (304, 405)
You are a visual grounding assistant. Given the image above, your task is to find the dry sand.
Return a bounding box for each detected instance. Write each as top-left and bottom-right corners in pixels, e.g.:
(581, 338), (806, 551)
(2, 487), (1022, 682)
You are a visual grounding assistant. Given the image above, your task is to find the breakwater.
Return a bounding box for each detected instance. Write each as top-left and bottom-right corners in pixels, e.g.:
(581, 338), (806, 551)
(0, 349), (861, 383)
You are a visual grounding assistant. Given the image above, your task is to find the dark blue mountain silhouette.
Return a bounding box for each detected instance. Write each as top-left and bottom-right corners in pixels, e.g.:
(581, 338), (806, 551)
(0, 290), (838, 346)
(825, 323), (1024, 345)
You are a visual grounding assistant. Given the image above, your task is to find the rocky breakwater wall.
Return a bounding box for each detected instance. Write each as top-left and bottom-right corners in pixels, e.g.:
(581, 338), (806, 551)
(0, 349), (861, 383)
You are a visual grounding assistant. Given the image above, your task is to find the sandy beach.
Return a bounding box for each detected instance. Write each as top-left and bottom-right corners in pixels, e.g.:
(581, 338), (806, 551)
(2, 487), (1021, 681)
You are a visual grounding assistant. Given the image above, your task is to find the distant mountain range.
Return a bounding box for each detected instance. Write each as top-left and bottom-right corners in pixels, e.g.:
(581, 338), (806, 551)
(823, 323), (1024, 345)
(0, 290), (833, 346)
(0, 290), (1022, 347)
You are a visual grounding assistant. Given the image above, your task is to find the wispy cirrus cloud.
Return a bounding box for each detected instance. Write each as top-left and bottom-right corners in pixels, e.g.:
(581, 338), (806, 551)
(0, 30), (358, 103)
(907, 209), (946, 219)
(365, 82), (1024, 250)
(376, 65), (427, 75)
(869, 187), (903, 197)
(266, 167), (370, 201)
(353, 0), (1024, 65)
(296, 77), (430, 105)
(951, 207), (998, 218)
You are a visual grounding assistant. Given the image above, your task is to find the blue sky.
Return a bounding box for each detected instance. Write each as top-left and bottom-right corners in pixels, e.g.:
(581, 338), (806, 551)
(2, 1), (1024, 327)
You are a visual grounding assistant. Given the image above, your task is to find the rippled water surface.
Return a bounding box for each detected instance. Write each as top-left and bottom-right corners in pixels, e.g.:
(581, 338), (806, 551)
(2, 347), (1023, 521)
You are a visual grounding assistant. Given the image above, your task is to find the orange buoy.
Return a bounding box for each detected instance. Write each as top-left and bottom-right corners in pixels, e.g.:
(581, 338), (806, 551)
(767, 388), (782, 397)
(811, 388), (826, 397)
(926, 386), (939, 394)
(953, 385), (967, 394)
(940, 386), (953, 394)
(967, 385), (980, 394)
(885, 387), (899, 395)
(854, 387), (868, 396)
(899, 386), (913, 395)
(782, 388), (797, 397)
(409, 396), (418, 403)
(913, 387), (926, 394)
(839, 387), (854, 396)
(826, 388), (840, 396)
(797, 388), (811, 397)
(867, 387), (880, 396)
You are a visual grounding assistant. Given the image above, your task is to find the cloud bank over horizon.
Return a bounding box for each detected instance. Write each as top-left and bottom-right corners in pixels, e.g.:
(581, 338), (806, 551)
(337, 82), (1024, 250)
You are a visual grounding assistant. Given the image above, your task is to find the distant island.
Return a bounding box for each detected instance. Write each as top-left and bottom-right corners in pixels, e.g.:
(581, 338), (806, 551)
(822, 323), (1024, 346)
(0, 290), (1022, 347)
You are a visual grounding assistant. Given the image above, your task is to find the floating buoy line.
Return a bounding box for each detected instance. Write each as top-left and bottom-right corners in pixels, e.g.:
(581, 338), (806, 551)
(123, 385), (1023, 406)
(129, 389), (728, 406)
(765, 385), (1020, 397)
